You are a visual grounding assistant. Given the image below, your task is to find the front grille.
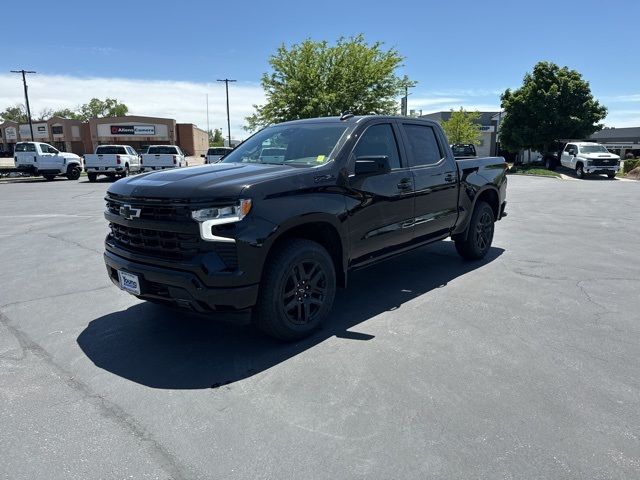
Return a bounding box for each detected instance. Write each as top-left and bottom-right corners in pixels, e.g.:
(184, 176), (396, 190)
(106, 194), (239, 270)
(109, 223), (199, 260)
(590, 158), (618, 167)
(105, 199), (191, 222)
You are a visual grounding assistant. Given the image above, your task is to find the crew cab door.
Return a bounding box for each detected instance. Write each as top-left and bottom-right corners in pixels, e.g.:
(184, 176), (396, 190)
(561, 144), (577, 168)
(399, 122), (459, 241)
(345, 121), (415, 265)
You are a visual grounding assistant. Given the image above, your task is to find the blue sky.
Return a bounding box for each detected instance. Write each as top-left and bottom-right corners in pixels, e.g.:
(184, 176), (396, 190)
(2, 0), (639, 136)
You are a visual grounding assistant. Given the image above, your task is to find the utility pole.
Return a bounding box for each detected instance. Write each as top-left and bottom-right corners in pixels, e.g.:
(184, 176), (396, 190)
(217, 78), (236, 147)
(206, 93), (210, 143)
(11, 69), (36, 140)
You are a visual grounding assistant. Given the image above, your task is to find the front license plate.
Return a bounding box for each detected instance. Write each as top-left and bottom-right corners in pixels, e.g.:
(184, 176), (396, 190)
(118, 270), (141, 295)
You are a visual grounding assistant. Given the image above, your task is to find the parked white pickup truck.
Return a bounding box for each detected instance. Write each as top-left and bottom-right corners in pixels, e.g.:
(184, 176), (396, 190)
(203, 146), (233, 164)
(14, 141), (82, 180)
(560, 142), (620, 179)
(84, 145), (141, 182)
(141, 145), (186, 172)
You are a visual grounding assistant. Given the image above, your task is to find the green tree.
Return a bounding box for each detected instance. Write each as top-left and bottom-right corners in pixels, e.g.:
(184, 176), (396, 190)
(50, 108), (83, 120)
(246, 35), (415, 131)
(78, 98), (129, 120)
(441, 108), (481, 145)
(0, 104), (27, 123)
(209, 128), (224, 146)
(499, 61), (607, 153)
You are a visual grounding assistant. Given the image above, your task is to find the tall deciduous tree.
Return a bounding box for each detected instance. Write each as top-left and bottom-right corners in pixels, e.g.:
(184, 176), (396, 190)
(209, 128), (224, 146)
(499, 61), (607, 153)
(246, 35), (415, 131)
(0, 104), (27, 123)
(441, 108), (481, 145)
(78, 98), (129, 120)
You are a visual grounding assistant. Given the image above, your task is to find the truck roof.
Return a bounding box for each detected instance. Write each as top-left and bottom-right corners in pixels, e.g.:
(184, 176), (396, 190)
(276, 115), (439, 127)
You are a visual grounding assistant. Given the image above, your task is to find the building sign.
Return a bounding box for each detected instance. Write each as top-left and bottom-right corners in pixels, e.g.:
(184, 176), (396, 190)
(5, 127), (17, 141)
(19, 123), (49, 139)
(52, 125), (64, 135)
(480, 125), (495, 133)
(110, 125), (156, 136)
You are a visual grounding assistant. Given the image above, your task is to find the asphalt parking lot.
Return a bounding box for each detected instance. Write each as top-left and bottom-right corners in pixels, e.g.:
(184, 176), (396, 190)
(1, 174), (639, 479)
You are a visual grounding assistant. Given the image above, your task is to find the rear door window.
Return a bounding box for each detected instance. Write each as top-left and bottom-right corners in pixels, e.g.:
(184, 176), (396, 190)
(402, 124), (444, 167)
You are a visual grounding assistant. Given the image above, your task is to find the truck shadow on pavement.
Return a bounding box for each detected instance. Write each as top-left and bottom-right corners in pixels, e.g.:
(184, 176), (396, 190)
(77, 242), (504, 390)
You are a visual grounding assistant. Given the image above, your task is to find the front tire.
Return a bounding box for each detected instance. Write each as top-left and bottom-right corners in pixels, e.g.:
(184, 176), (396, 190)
(576, 163), (585, 179)
(545, 157), (557, 171)
(66, 165), (81, 180)
(607, 172), (616, 179)
(455, 201), (495, 260)
(253, 239), (336, 341)
(43, 174), (56, 181)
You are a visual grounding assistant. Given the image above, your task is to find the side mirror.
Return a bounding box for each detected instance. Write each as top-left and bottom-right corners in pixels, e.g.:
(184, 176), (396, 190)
(568, 149), (576, 156)
(354, 155), (391, 176)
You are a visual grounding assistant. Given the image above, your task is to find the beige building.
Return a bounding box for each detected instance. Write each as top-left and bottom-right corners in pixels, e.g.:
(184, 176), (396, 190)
(1, 114), (208, 157)
(87, 115), (208, 156)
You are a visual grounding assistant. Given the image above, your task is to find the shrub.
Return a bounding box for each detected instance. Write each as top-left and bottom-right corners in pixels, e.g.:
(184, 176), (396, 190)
(623, 159), (640, 174)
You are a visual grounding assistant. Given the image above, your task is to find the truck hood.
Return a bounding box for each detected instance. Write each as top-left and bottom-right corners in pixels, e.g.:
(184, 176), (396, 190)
(60, 152), (81, 160)
(579, 153), (620, 160)
(107, 163), (305, 200)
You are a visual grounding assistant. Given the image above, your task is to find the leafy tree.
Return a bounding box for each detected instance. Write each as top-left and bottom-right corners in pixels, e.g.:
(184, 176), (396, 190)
(209, 128), (224, 146)
(500, 61), (607, 153)
(441, 108), (481, 145)
(50, 108), (83, 120)
(0, 104), (27, 123)
(78, 98), (129, 120)
(246, 35), (415, 131)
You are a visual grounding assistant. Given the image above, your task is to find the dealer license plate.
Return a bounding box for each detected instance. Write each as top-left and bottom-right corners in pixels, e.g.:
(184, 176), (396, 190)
(117, 271), (141, 295)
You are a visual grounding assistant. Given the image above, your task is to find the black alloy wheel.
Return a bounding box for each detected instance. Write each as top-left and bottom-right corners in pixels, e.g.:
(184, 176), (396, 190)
(281, 259), (328, 325)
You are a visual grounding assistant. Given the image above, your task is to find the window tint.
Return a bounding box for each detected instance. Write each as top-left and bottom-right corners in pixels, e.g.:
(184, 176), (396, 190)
(15, 143), (36, 152)
(147, 146), (178, 154)
(403, 124), (443, 166)
(566, 144), (577, 152)
(96, 146), (127, 154)
(353, 124), (401, 169)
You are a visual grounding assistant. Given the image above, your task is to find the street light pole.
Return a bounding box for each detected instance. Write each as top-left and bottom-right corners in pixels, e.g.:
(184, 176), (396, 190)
(11, 69), (36, 140)
(217, 78), (236, 147)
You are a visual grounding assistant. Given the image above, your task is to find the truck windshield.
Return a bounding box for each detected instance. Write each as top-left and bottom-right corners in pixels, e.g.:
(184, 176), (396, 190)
(96, 146), (127, 154)
(221, 123), (348, 166)
(148, 146), (177, 154)
(579, 145), (609, 154)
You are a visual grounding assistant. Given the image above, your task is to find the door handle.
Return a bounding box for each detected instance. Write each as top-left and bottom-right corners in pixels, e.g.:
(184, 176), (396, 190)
(444, 173), (456, 183)
(397, 178), (412, 191)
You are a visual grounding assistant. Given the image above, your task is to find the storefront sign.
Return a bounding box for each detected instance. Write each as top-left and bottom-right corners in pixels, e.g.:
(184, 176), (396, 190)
(480, 125), (495, 133)
(5, 127), (17, 141)
(110, 125), (156, 135)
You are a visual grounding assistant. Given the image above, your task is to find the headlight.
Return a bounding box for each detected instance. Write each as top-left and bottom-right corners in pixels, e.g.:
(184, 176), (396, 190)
(191, 199), (252, 242)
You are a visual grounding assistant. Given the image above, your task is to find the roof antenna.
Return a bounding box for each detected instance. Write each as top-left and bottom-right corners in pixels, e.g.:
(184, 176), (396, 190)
(340, 111), (354, 121)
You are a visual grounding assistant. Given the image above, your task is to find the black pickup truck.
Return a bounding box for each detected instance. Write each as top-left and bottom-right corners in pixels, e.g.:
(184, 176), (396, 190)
(104, 115), (507, 340)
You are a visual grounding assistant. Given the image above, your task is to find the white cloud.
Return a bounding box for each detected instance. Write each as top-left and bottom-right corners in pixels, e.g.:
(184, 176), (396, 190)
(0, 74), (265, 140)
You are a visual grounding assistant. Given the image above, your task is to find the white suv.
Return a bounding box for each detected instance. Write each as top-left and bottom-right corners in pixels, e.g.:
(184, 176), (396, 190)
(560, 142), (620, 179)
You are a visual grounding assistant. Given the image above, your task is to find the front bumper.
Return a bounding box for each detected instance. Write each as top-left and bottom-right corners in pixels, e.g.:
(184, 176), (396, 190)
(104, 249), (259, 312)
(585, 165), (619, 174)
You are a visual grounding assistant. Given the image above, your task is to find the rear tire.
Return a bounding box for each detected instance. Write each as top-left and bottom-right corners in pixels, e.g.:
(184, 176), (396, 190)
(455, 201), (495, 260)
(545, 156), (557, 171)
(252, 239), (336, 341)
(87, 172), (97, 182)
(121, 165), (130, 178)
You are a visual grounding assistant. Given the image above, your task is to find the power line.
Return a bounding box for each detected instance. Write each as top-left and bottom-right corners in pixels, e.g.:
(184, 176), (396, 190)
(10, 69), (36, 140)
(217, 78), (236, 147)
